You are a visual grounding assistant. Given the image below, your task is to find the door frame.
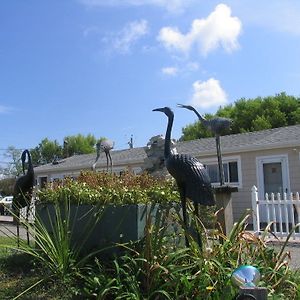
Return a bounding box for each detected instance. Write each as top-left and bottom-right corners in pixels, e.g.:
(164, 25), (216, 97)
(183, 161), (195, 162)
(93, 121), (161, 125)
(256, 154), (290, 199)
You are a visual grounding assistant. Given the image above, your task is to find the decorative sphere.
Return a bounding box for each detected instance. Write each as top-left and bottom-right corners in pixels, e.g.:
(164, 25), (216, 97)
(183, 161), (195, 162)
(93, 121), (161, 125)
(231, 265), (260, 287)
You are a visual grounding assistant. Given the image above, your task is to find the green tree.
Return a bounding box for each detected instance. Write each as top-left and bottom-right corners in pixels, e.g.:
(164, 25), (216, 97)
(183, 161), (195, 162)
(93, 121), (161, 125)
(0, 177), (15, 195)
(30, 134), (104, 166)
(31, 138), (63, 166)
(63, 134), (96, 157)
(0, 146), (23, 177)
(180, 92), (300, 141)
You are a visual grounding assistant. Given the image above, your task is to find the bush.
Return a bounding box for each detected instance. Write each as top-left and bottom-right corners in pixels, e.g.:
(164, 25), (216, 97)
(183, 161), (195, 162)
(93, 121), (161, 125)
(80, 210), (300, 299)
(37, 171), (180, 205)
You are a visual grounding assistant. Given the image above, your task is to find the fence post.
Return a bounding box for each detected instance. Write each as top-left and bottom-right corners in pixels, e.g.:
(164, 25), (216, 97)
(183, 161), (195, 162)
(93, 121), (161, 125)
(251, 185), (260, 233)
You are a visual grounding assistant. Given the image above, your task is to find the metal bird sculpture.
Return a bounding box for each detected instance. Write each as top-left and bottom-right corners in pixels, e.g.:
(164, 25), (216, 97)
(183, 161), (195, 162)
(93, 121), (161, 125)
(13, 149), (34, 246)
(153, 106), (214, 247)
(92, 139), (114, 172)
(177, 104), (232, 136)
(177, 104), (232, 185)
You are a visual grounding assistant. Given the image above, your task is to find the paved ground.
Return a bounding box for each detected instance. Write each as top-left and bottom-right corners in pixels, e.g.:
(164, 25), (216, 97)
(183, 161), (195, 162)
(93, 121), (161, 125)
(0, 223), (32, 241)
(266, 240), (300, 270)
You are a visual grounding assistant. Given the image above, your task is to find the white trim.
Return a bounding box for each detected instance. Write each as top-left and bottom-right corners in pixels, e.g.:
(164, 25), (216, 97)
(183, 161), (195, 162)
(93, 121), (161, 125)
(50, 174), (64, 181)
(256, 154), (290, 199)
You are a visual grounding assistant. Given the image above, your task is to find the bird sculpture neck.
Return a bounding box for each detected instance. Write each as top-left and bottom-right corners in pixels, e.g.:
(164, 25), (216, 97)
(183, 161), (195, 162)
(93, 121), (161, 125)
(164, 111), (174, 158)
(25, 150), (33, 174)
(191, 108), (207, 124)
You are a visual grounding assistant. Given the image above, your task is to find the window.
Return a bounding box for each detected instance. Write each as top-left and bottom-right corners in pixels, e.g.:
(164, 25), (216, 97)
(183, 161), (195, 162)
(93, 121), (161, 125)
(203, 156), (241, 187)
(39, 176), (48, 188)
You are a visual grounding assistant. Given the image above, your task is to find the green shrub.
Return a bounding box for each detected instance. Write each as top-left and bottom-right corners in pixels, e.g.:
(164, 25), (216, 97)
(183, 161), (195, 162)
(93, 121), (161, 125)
(80, 210), (300, 299)
(37, 171), (180, 205)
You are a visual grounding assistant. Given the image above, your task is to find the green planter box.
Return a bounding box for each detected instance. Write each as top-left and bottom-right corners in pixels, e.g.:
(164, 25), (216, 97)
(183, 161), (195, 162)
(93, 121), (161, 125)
(35, 203), (179, 255)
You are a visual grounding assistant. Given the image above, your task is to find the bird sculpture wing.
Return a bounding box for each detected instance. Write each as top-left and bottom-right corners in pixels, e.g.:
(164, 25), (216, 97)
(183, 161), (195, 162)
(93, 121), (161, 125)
(210, 118), (232, 135)
(166, 154), (215, 206)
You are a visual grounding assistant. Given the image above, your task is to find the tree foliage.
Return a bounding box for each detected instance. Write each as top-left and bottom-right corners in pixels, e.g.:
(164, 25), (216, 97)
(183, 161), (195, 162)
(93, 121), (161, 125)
(0, 177), (15, 195)
(64, 134), (96, 157)
(31, 138), (63, 166)
(30, 134), (101, 166)
(0, 146), (23, 177)
(180, 93), (300, 141)
(0, 134), (106, 176)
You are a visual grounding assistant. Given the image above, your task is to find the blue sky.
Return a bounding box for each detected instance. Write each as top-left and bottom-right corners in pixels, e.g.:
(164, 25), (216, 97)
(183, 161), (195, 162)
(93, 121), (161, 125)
(1, 0), (300, 163)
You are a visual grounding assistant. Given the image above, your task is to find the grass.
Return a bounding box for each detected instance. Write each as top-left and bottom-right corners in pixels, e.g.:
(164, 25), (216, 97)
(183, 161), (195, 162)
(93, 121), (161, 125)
(0, 236), (77, 300)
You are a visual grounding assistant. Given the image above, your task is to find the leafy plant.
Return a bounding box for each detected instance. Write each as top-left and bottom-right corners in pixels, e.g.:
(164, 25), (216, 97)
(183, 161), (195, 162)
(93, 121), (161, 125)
(80, 208), (300, 299)
(37, 171), (180, 205)
(1, 170), (300, 299)
(0, 197), (109, 299)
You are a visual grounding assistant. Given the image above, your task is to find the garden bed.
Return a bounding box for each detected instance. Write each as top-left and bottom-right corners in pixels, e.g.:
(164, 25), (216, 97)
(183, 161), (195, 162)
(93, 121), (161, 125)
(35, 202), (180, 255)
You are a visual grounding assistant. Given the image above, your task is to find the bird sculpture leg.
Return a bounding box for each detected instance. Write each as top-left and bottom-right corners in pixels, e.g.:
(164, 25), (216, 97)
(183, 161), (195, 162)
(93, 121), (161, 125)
(193, 203), (203, 250)
(216, 135), (225, 186)
(16, 220), (20, 247)
(108, 152), (113, 173)
(179, 188), (189, 247)
(105, 153), (109, 172)
(25, 204), (30, 245)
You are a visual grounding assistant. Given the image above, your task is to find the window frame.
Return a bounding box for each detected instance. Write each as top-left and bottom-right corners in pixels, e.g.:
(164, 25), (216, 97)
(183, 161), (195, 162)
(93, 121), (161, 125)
(200, 155), (242, 188)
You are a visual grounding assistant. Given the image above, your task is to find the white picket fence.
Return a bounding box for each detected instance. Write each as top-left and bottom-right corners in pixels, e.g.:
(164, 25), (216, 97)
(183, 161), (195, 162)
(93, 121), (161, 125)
(251, 185), (300, 239)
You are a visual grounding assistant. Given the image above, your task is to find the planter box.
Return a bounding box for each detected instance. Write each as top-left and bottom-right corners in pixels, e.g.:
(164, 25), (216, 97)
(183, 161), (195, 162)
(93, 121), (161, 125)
(35, 203), (180, 255)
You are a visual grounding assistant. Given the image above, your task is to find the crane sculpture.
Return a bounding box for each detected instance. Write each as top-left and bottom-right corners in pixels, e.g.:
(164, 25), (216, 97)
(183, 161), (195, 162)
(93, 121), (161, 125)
(92, 139), (114, 172)
(177, 104), (232, 186)
(13, 149), (34, 246)
(153, 106), (214, 248)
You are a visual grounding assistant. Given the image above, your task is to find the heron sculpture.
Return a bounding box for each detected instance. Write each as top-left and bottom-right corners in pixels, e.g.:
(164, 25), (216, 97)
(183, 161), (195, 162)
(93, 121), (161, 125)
(92, 139), (114, 172)
(13, 149), (34, 246)
(177, 104), (232, 185)
(153, 107), (214, 247)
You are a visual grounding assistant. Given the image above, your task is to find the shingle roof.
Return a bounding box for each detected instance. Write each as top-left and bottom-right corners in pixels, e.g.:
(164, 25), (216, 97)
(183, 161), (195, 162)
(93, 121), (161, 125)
(34, 147), (146, 173)
(178, 124), (300, 156)
(34, 124), (300, 173)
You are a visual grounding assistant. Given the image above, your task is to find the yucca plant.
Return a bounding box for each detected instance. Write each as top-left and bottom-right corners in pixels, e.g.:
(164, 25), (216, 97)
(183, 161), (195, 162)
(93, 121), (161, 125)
(80, 203), (181, 299)
(0, 196), (110, 299)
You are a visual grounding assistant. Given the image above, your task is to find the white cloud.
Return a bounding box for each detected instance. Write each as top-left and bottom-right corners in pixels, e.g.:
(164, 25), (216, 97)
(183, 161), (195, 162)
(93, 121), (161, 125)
(157, 4), (242, 55)
(161, 62), (199, 76)
(79, 0), (194, 13)
(190, 78), (228, 109)
(186, 61), (199, 72)
(107, 19), (149, 53)
(161, 67), (178, 76)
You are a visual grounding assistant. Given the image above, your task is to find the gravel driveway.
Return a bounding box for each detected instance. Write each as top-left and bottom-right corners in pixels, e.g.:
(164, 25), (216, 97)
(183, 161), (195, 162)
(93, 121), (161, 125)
(267, 241), (300, 270)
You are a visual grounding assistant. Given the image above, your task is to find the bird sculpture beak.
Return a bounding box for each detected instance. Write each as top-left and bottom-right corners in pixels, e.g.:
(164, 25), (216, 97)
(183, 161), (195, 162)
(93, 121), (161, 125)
(177, 103), (194, 111)
(177, 103), (189, 109)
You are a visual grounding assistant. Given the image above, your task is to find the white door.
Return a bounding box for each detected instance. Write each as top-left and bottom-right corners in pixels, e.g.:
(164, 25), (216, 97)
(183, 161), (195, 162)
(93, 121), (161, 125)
(256, 155), (290, 222)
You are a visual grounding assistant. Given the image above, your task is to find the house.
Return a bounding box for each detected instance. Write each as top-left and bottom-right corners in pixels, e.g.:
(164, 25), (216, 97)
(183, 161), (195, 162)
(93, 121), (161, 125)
(34, 124), (300, 221)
